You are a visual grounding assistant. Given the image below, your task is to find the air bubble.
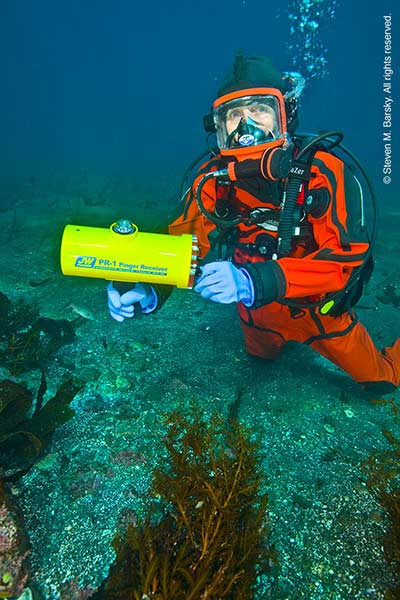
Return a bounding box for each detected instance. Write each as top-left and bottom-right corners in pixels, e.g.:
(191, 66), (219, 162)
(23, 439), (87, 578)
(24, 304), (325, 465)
(286, 0), (337, 81)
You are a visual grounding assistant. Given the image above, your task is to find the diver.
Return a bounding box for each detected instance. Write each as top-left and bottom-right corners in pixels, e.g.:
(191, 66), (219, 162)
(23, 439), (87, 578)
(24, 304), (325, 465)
(107, 52), (400, 395)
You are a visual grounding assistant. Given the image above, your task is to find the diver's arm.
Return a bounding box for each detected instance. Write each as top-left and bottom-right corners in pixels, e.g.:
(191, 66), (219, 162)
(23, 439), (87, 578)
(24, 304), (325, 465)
(149, 170), (218, 309)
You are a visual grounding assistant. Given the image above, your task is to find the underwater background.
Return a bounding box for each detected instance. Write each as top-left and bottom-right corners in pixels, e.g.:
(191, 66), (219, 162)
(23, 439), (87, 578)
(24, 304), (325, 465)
(0, 0), (400, 599)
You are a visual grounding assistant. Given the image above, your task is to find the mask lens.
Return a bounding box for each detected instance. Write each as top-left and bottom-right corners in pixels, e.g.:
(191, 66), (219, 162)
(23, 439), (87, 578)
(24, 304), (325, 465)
(213, 94), (283, 150)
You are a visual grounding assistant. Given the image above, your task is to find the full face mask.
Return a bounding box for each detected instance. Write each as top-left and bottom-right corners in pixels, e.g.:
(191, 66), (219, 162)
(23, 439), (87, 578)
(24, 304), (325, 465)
(212, 87), (289, 159)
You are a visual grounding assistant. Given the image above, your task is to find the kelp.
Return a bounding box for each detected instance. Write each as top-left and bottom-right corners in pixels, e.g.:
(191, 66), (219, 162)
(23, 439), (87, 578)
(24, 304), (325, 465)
(362, 399), (400, 599)
(0, 371), (81, 597)
(93, 410), (275, 600)
(0, 377), (81, 480)
(0, 290), (75, 375)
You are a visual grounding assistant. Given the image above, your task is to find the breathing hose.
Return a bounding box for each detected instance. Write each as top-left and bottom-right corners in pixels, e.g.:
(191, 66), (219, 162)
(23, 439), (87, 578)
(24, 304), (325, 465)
(195, 170), (242, 228)
(276, 131), (344, 258)
(275, 173), (302, 257)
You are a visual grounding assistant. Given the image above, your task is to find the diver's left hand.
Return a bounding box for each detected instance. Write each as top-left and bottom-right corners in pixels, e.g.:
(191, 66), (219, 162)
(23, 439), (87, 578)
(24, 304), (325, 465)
(107, 282), (157, 322)
(194, 261), (254, 305)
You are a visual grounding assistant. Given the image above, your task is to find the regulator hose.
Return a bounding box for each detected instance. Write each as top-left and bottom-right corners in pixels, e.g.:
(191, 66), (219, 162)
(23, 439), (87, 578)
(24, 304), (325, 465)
(195, 169), (242, 228)
(275, 173), (302, 257)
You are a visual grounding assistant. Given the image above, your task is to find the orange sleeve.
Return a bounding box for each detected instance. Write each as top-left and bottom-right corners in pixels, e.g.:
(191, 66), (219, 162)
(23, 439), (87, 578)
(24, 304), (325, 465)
(168, 171), (217, 259)
(277, 151), (369, 299)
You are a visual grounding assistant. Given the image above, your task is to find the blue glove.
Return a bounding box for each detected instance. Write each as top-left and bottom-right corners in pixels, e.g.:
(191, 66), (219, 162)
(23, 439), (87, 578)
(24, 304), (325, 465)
(107, 282), (157, 322)
(194, 261), (254, 305)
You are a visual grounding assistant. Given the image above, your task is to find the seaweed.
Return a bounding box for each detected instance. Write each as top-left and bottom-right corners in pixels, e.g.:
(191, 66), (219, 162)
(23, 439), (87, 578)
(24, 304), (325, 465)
(0, 479), (30, 598)
(361, 399), (400, 598)
(0, 377), (81, 480)
(93, 409), (275, 599)
(0, 376), (81, 595)
(0, 290), (75, 375)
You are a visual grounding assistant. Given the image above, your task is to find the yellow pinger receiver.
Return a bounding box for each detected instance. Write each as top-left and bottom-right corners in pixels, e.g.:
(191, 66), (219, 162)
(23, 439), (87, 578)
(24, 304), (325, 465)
(61, 219), (199, 288)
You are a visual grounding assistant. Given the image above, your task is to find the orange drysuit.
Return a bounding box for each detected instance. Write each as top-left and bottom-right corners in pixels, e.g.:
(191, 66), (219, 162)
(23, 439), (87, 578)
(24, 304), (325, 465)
(168, 150), (400, 394)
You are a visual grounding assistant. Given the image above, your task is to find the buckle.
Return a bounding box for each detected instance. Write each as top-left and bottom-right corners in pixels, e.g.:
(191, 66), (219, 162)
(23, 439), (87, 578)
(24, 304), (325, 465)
(248, 207), (280, 231)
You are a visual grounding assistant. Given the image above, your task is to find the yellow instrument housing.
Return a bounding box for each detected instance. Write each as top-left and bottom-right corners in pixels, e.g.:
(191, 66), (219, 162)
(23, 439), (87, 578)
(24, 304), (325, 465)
(60, 221), (199, 289)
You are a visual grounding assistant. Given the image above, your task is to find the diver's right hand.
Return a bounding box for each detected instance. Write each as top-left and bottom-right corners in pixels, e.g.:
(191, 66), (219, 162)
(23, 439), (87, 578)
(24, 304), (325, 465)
(107, 282), (157, 322)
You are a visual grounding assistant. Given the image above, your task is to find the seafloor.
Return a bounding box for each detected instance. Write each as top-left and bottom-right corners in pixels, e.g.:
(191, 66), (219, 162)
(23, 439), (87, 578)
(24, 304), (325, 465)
(0, 173), (400, 599)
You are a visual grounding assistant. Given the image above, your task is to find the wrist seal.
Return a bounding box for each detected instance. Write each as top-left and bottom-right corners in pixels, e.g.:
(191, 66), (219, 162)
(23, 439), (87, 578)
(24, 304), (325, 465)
(242, 261), (286, 308)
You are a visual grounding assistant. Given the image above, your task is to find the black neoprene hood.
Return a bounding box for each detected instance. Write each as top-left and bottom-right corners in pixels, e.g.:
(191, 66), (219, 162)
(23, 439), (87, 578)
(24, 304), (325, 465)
(217, 52), (291, 97)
